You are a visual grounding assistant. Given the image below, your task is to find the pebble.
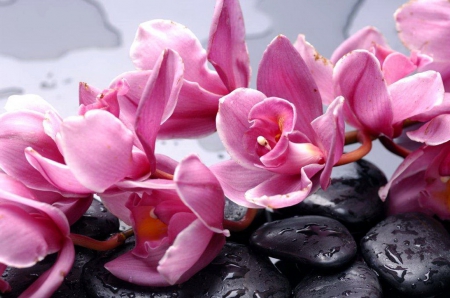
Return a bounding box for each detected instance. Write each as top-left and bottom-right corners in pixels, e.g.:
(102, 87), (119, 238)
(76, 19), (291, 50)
(361, 212), (450, 297)
(82, 241), (291, 297)
(269, 159), (386, 237)
(70, 198), (120, 240)
(250, 216), (357, 269)
(293, 259), (383, 298)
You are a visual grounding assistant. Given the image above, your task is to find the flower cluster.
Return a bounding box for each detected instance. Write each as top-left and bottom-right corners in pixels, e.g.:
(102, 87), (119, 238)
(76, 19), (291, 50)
(1, 0), (450, 296)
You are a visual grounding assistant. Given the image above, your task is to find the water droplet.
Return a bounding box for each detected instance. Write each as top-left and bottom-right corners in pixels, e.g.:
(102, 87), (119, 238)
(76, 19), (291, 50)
(385, 244), (403, 265)
(222, 263), (249, 281)
(342, 290), (353, 296)
(278, 227), (294, 235)
(383, 264), (407, 283)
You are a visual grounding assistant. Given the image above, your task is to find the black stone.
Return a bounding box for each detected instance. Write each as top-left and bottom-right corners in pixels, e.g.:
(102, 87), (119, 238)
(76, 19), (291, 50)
(70, 199), (120, 240)
(250, 216), (357, 269)
(2, 247), (94, 298)
(293, 259), (383, 298)
(82, 241), (291, 297)
(361, 212), (450, 297)
(268, 159), (386, 238)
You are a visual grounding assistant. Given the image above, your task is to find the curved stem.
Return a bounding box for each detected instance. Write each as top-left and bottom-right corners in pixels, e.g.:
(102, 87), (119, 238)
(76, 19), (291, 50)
(336, 131), (373, 166)
(223, 208), (258, 232)
(70, 228), (134, 251)
(151, 168), (174, 180)
(344, 130), (359, 145)
(379, 136), (411, 158)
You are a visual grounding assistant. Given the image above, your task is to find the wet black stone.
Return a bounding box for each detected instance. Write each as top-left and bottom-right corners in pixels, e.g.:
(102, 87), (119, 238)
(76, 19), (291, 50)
(250, 215), (357, 269)
(268, 159), (386, 238)
(293, 259), (383, 298)
(71, 199), (120, 240)
(361, 212), (450, 297)
(2, 247), (94, 298)
(82, 241), (291, 297)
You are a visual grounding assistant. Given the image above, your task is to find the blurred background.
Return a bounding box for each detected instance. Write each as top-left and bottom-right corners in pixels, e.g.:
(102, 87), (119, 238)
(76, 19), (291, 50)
(0, 0), (407, 178)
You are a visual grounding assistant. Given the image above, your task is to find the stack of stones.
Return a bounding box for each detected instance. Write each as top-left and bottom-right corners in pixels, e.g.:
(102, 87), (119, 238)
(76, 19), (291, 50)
(3, 160), (450, 297)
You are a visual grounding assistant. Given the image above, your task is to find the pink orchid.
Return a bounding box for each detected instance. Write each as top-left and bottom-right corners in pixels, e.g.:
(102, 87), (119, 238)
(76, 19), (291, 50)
(396, 0), (450, 91)
(0, 173), (74, 297)
(109, 0), (250, 138)
(380, 114), (450, 219)
(104, 154), (229, 286)
(212, 35), (345, 209)
(333, 49), (445, 138)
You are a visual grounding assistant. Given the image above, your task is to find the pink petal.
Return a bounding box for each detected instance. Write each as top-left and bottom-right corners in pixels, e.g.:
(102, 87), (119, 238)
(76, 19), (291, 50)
(408, 114), (450, 145)
(158, 79), (222, 139)
(131, 20), (227, 94)
(5, 94), (57, 114)
(389, 71), (444, 126)
(157, 218), (215, 285)
(293, 34), (334, 105)
(330, 26), (389, 64)
(100, 191), (133, 225)
(0, 111), (63, 192)
(59, 110), (135, 193)
(78, 82), (101, 106)
(207, 0), (250, 91)
(334, 50), (393, 137)
(216, 88), (266, 168)
(395, 0), (450, 61)
(25, 147), (93, 194)
(245, 165), (323, 209)
(19, 238), (74, 298)
(382, 52), (416, 85)
(210, 160), (274, 208)
(174, 154), (228, 235)
(311, 96), (345, 189)
(257, 35), (322, 136)
(135, 49), (183, 172)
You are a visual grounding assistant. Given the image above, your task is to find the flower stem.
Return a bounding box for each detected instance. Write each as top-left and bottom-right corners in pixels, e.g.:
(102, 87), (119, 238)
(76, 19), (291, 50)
(378, 136), (411, 158)
(336, 131), (373, 166)
(70, 228), (134, 251)
(151, 168), (174, 180)
(223, 208), (258, 232)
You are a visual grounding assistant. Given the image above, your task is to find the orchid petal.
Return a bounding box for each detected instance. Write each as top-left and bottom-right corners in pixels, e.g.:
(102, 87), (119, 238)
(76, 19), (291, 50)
(245, 165), (322, 209)
(390, 71), (444, 125)
(210, 160), (274, 208)
(158, 218), (214, 285)
(174, 155), (227, 235)
(207, 0), (250, 91)
(395, 0), (450, 61)
(59, 110), (134, 193)
(257, 35), (322, 135)
(135, 49), (183, 172)
(158, 80), (221, 139)
(18, 238), (74, 298)
(78, 82), (101, 106)
(116, 179), (177, 191)
(131, 20), (226, 94)
(408, 114), (450, 145)
(330, 26), (389, 64)
(216, 88), (266, 168)
(294, 34), (334, 105)
(5, 94), (57, 115)
(100, 191), (133, 225)
(334, 50), (393, 137)
(311, 96), (345, 189)
(382, 52), (416, 85)
(25, 147), (93, 194)
(0, 111), (63, 192)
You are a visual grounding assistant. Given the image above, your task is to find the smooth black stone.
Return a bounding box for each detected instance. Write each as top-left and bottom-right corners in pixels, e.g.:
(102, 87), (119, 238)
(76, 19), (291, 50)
(250, 216), (357, 269)
(361, 212), (450, 297)
(293, 259), (383, 298)
(2, 247), (94, 298)
(70, 199), (120, 240)
(224, 197), (248, 222)
(268, 159), (386, 237)
(82, 241), (291, 297)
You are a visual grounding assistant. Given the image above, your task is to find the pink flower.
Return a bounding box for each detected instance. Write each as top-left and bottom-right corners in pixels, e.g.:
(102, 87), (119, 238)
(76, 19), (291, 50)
(396, 0), (450, 91)
(104, 155), (229, 286)
(212, 35), (345, 209)
(333, 49), (444, 138)
(108, 0), (250, 139)
(0, 173), (74, 297)
(380, 114), (450, 219)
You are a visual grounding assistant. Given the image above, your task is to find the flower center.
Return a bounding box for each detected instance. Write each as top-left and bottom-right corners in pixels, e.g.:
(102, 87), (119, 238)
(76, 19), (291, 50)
(136, 208), (168, 241)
